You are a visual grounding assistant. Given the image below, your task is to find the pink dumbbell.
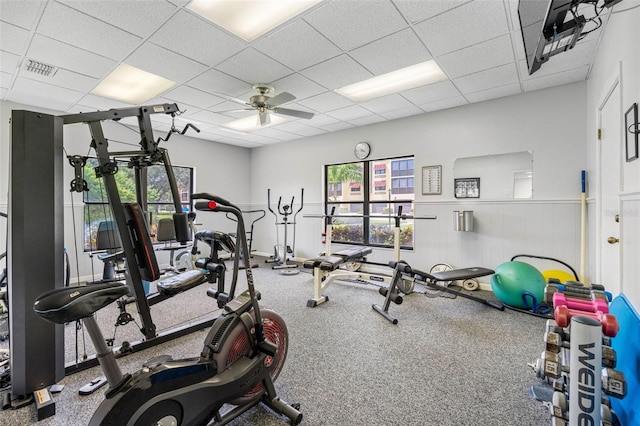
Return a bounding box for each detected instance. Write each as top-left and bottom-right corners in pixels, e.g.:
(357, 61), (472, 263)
(554, 305), (619, 337)
(552, 292), (609, 314)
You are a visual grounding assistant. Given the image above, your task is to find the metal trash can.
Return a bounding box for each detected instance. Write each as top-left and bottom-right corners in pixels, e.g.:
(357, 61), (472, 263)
(453, 210), (473, 231)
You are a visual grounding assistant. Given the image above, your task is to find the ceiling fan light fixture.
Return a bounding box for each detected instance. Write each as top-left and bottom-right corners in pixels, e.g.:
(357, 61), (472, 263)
(187, 0), (321, 42)
(335, 60), (447, 102)
(222, 113), (289, 132)
(91, 64), (176, 105)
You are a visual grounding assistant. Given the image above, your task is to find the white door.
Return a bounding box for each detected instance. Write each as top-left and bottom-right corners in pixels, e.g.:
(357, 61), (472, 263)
(598, 81), (622, 295)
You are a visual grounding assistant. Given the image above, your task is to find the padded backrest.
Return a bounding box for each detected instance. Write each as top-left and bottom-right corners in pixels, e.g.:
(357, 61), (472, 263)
(156, 218), (175, 242)
(124, 203), (161, 282)
(96, 220), (120, 250)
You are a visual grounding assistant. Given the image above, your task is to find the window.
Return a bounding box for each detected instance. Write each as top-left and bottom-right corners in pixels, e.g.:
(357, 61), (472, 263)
(325, 155), (414, 249)
(83, 158), (194, 251)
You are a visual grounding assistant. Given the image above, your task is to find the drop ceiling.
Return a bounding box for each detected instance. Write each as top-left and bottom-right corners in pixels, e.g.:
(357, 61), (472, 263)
(0, 0), (611, 148)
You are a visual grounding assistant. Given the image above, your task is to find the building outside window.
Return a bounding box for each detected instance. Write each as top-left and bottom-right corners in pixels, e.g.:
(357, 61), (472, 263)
(82, 158), (194, 251)
(324, 155), (414, 249)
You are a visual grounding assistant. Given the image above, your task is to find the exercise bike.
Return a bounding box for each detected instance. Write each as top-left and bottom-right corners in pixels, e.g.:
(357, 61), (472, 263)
(33, 195), (302, 425)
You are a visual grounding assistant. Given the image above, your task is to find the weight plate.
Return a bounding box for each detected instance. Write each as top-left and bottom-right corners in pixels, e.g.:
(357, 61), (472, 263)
(462, 278), (479, 291)
(429, 263), (454, 286)
(396, 277), (414, 294)
(344, 262), (361, 272)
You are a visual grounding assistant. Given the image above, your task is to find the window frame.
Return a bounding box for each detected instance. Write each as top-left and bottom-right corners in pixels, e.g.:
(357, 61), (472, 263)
(324, 155), (415, 249)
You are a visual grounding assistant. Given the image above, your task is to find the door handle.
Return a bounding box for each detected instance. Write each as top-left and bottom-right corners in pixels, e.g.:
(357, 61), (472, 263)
(607, 236), (619, 244)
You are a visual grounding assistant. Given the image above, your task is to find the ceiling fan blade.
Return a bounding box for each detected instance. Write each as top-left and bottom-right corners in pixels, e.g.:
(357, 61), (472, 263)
(267, 91), (296, 107)
(272, 107), (314, 120)
(258, 111), (271, 126)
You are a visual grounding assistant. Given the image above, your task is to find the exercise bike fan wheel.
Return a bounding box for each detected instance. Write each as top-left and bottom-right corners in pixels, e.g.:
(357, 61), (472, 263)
(213, 309), (289, 406)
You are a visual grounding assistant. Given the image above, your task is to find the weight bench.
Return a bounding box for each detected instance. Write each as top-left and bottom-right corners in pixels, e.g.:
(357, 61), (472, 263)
(373, 261), (503, 323)
(305, 246), (397, 307)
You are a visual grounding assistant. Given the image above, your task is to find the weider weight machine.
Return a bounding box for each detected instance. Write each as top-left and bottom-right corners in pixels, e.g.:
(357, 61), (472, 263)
(265, 188), (304, 275)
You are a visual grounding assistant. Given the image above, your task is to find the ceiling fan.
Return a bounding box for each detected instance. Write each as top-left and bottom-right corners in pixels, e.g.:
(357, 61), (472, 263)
(216, 84), (314, 126)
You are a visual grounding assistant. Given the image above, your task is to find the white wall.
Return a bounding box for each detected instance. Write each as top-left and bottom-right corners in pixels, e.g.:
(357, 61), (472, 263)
(249, 83), (588, 279)
(586, 1), (640, 309)
(1, 100), (252, 282)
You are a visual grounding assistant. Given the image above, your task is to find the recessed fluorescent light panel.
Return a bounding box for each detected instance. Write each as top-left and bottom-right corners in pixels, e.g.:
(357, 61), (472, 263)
(91, 64), (176, 105)
(222, 114), (289, 132)
(335, 60), (447, 102)
(187, 0), (321, 42)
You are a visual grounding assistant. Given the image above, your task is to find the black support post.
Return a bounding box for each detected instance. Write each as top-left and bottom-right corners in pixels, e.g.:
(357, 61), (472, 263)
(9, 111), (65, 396)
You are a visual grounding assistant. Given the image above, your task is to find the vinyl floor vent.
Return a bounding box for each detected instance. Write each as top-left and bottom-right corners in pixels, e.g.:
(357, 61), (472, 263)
(24, 59), (58, 77)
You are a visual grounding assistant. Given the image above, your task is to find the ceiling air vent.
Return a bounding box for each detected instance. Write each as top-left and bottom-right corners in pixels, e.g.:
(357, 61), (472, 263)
(24, 59), (58, 77)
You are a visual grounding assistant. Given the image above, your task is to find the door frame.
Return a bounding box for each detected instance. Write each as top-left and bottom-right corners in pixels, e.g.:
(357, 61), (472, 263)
(595, 62), (623, 286)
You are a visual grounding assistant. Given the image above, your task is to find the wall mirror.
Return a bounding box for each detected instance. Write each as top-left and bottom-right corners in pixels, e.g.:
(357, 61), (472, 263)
(454, 151), (533, 199)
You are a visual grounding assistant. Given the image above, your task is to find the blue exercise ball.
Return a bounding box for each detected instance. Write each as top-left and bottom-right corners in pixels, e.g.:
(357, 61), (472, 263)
(490, 261), (546, 308)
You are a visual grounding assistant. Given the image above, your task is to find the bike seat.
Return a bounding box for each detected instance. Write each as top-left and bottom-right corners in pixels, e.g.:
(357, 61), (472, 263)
(34, 282), (130, 324)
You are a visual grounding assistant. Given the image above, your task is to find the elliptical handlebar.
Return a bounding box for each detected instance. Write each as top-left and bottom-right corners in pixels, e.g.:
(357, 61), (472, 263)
(192, 192), (267, 344)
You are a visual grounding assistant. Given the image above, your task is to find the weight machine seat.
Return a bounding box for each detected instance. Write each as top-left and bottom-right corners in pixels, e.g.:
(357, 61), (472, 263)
(33, 282), (130, 324)
(413, 267), (495, 283)
(156, 269), (206, 296)
(303, 247), (373, 271)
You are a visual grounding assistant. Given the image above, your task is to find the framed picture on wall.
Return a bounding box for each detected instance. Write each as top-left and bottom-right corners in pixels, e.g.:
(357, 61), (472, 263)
(454, 178), (480, 198)
(625, 102), (638, 162)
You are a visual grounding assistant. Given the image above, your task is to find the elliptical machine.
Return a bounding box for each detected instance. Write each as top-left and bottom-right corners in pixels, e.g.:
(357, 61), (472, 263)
(33, 194), (302, 425)
(265, 188), (303, 275)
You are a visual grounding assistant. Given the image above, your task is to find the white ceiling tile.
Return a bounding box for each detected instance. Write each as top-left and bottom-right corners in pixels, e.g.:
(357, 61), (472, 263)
(271, 73), (326, 100)
(0, 51), (21, 74)
(163, 85), (227, 109)
(0, 87), (7, 99)
(1, 71), (12, 89)
(253, 127), (300, 141)
(216, 48), (293, 86)
(360, 94), (416, 114)
(349, 28), (432, 75)
(0, 22), (31, 55)
(8, 75), (84, 111)
(59, 0), (177, 38)
(38, 1), (142, 61)
(463, 83), (522, 103)
(188, 109), (240, 126)
(299, 91), (352, 113)
(150, 10), (246, 67)
(379, 105), (424, 120)
(304, 0), (407, 51)
(0, 0), (45, 29)
(126, 42), (207, 84)
(75, 94), (133, 110)
(438, 34), (515, 79)
(454, 62), (519, 94)
(418, 95), (468, 113)
(306, 114), (343, 128)
(300, 54), (372, 90)
(18, 67), (98, 92)
(322, 121), (355, 132)
(186, 69), (252, 98)
(277, 121), (328, 137)
(414, 0), (510, 56)
(511, 31), (526, 61)
(253, 19), (341, 71)
(347, 115), (387, 126)
(401, 80), (461, 104)
(27, 34), (116, 79)
(325, 105), (372, 121)
(522, 66), (589, 92)
(393, 0), (472, 24)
